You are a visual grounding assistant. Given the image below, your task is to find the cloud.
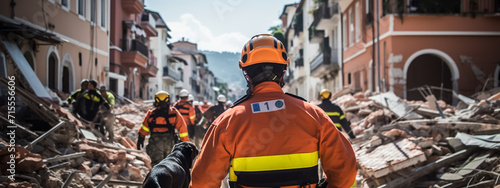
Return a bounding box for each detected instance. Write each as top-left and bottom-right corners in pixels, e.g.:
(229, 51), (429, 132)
(169, 14), (248, 53)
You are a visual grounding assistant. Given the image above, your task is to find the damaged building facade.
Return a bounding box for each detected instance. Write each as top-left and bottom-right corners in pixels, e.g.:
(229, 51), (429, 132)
(0, 0), (110, 96)
(282, 0), (500, 103)
(338, 0), (500, 104)
(109, 0), (159, 100)
(171, 40), (217, 102)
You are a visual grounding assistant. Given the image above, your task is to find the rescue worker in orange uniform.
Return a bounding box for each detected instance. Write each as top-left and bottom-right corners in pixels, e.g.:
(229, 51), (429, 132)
(317, 89), (356, 139)
(174, 89), (196, 140)
(190, 34), (357, 188)
(137, 91), (190, 166)
(199, 101), (212, 113)
(203, 94), (228, 129)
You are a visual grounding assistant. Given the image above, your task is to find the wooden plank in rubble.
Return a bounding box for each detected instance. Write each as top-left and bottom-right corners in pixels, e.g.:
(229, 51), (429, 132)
(379, 146), (479, 188)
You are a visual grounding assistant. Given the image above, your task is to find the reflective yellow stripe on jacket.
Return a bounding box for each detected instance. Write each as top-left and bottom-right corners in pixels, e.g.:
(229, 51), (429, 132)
(179, 132), (189, 138)
(334, 123), (342, 128)
(326, 112), (340, 116)
(229, 151), (318, 182)
(84, 94), (102, 102)
(140, 124), (150, 132)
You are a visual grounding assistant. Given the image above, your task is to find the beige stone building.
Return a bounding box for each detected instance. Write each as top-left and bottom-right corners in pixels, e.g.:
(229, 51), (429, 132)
(0, 0), (109, 98)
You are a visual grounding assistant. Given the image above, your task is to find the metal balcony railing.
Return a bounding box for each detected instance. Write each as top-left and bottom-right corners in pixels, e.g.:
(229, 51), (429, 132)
(141, 12), (156, 30)
(162, 66), (180, 81)
(121, 39), (149, 58)
(312, 2), (339, 27)
(383, 0), (500, 15)
(310, 47), (339, 74)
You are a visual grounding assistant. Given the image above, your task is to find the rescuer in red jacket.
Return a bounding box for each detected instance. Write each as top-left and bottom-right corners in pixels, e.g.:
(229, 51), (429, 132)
(137, 91), (190, 166)
(174, 89), (196, 140)
(190, 34), (357, 188)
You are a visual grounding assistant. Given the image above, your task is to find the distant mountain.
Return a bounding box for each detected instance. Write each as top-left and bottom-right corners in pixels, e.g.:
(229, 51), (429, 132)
(202, 50), (247, 98)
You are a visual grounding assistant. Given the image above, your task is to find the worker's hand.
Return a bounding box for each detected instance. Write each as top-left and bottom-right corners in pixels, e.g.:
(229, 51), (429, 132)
(137, 135), (145, 150)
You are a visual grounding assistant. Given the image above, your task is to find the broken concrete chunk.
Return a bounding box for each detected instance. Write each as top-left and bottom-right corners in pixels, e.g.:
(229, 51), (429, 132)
(446, 138), (465, 152)
(90, 163), (101, 175)
(357, 139), (427, 179)
(353, 92), (366, 100)
(127, 164), (143, 181)
(368, 136), (383, 148)
(132, 159), (145, 167)
(357, 108), (373, 117)
(432, 145), (444, 156)
(383, 129), (410, 140)
(369, 92), (423, 120)
(410, 137), (434, 148)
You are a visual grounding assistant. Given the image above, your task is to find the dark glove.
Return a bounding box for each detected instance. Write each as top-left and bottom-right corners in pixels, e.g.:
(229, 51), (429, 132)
(348, 132), (356, 139)
(137, 135), (145, 150)
(317, 178), (328, 188)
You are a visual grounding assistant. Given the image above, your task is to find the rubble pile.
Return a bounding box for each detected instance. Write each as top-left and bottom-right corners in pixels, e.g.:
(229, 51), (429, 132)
(338, 90), (500, 188)
(0, 81), (152, 187)
(2, 70), (500, 188)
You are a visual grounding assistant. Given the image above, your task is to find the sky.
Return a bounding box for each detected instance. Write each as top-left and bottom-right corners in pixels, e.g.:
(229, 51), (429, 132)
(145, 0), (299, 53)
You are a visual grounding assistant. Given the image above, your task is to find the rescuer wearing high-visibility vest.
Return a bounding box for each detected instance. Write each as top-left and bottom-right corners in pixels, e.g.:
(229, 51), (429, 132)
(174, 89), (197, 140)
(137, 91), (190, 166)
(317, 89), (356, 139)
(190, 34), (357, 188)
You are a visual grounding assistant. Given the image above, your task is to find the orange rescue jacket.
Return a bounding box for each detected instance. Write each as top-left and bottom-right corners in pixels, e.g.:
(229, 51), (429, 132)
(174, 100), (196, 126)
(190, 82), (357, 188)
(199, 103), (211, 113)
(138, 107), (190, 141)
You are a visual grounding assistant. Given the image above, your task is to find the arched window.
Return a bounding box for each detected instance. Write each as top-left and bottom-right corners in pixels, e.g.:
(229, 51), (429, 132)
(62, 66), (70, 93)
(48, 53), (58, 90)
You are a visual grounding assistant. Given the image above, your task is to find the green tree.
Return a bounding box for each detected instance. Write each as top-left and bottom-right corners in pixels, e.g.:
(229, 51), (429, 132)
(268, 24), (287, 51)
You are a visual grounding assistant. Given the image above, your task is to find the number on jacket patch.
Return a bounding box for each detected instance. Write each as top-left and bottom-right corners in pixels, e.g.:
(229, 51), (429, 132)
(251, 99), (285, 113)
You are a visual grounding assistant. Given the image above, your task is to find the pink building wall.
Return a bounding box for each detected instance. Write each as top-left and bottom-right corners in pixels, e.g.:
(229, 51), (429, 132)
(342, 0), (500, 103)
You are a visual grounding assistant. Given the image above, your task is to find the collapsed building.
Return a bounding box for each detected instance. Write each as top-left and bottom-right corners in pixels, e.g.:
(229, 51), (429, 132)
(334, 87), (500, 188)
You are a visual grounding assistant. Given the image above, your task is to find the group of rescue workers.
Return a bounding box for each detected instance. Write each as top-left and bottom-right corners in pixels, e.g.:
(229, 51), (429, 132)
(137, 88), (230, 166)
(66, 79), (116, 142)
(66, 34), (358, 187)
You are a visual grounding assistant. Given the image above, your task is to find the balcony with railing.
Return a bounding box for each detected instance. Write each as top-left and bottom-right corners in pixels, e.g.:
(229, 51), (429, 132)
(312, 1), (339, 30)
(122, 0), (144, 14)
(310, 47), (339, 77)
(120, 38), (148, 68)
(141, 11), (158, 37)
(383, 0), (500, 16)
(162, 66), (181, 82)
(309, 26), (325, 43)
(141, 55), (158, 77)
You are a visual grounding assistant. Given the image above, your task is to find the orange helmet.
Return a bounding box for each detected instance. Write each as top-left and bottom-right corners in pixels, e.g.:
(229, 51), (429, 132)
(239, 34), (289, 69)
